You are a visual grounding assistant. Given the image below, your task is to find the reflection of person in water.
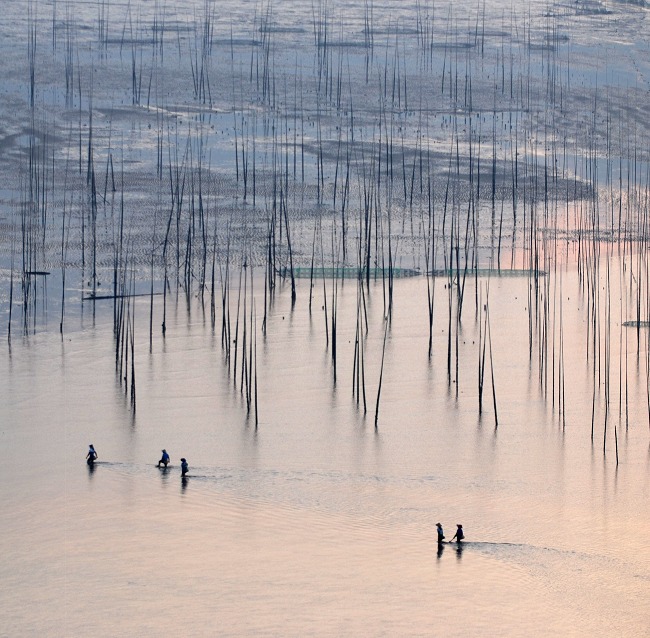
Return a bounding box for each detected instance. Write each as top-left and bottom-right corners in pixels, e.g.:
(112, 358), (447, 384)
(86, 444), (98, 465)
(157, 449), (170, 467)
(436, 523), (445, 544)
(180, 458), (189, 477)
(450, 524), (464, 543)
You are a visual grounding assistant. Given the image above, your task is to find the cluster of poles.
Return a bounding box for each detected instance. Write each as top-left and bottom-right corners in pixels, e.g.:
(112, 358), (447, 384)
(5, 0), (650, 459)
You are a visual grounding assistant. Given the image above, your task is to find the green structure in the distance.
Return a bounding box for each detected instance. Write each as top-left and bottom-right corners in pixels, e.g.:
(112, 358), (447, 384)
(284, 266), (422, 279)
(284, 266), (545, 279)
(429, 268), (546, 277)
(623, 320), (650, 328)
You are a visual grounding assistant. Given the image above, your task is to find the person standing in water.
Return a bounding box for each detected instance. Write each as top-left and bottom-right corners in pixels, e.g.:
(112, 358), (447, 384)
(450, 524), (464, 543)
(157, 449), (170, 467)
(180, 458), (189, 477)
(436, 523), (445, 543)
(86, 444), (98, 465)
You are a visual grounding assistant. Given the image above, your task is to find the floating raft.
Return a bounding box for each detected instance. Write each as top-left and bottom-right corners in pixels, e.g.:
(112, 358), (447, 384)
(283, 266), (421, 279)
(83, 292), (163, 301)
(429, 268), (546, 278)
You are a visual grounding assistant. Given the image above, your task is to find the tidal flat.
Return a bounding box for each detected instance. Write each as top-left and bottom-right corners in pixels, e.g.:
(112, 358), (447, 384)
(1, 0), (649, 635)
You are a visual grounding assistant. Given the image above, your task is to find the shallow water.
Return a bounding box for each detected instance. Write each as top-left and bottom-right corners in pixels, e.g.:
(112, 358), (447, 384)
(1, 271), (650, 636)
(2, 0), (650, 635)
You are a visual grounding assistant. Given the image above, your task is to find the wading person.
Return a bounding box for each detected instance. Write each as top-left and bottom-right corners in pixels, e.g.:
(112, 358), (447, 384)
(180, 458), (189, 477)
(450, 524), (464, 543)
(436, 523), (445, 543)
(86, 444), (98, 465)
(157, 449), (170, 467)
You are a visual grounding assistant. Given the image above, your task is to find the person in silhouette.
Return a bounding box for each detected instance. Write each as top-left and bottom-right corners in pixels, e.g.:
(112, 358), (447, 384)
(157, 449), (170, 468)
(436, 522), (445, 544)
(86, 444), (98, 465)
(180, 458), (189, 477)
(450, 524), (464, 543)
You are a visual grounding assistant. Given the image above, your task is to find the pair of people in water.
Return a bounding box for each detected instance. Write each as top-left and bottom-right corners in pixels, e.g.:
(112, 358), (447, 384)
(158, 449), (188, 477)
(436, 523), (464, 543)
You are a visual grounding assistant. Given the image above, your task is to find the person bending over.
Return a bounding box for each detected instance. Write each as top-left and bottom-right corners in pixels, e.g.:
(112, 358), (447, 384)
(157, 449), (170, 467)
(450, 524), (464, 543)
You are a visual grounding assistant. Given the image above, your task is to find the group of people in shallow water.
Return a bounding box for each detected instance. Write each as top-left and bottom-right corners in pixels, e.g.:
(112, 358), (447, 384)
(86, 445), (189, 477)
(86, 449), (468, 538)
(436, 522), (464, 543)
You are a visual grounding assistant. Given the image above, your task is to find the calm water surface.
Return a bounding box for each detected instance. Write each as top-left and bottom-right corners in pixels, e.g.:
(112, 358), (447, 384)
(1, 273), (649, 636)
(1, 0), (650, 635)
